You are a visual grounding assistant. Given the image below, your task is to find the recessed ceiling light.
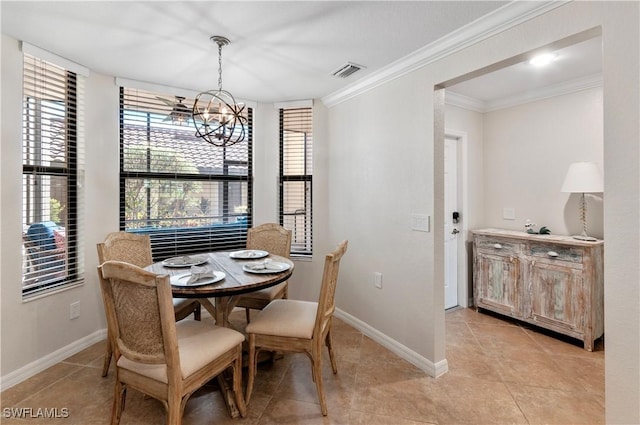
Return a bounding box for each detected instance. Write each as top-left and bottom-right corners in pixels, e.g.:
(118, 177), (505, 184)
(529, 53), (557, 67)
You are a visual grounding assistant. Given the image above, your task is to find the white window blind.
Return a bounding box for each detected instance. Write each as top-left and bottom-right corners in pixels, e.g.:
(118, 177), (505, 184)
(119, 87), (253, 260)
(22, 53), (85, 295)
(279, 107), (313, 256)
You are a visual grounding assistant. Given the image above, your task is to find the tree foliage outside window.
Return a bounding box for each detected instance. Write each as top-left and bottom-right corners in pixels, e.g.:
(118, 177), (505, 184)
(120, 87), (253, 259)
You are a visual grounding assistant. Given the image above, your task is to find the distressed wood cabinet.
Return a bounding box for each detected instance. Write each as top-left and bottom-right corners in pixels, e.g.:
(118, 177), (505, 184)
(472, 229), (604, 351)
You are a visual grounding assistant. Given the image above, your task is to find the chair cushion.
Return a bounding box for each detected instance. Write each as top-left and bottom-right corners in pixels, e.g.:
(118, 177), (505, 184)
(117, 320), (244, 383)
(238, 281), (287, 302)
(245, 299), (317, 339)
(173, 298), (195, 309)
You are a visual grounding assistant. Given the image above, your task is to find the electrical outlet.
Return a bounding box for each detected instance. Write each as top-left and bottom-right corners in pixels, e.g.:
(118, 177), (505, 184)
(374, 272), (383, 289)
(70, 301), (80, 320)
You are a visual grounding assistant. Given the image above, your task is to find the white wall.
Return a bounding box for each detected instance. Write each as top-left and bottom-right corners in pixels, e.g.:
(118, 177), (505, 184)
(482, 87), (603, 238)
(326, 2), (638, 423)
(0, 34), (118, 381)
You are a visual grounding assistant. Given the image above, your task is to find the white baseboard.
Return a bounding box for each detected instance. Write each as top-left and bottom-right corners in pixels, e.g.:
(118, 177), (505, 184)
(0, 329), (107, 391)
(1, 309), (451, 391)
(334, 308), (448, 378)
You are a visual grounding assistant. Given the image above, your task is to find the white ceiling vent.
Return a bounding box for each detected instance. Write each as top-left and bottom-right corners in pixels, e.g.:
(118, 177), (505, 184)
(332, 62), (364, 78)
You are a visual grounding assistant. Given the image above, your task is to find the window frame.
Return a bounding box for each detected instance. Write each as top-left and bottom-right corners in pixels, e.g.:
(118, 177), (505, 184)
(21, 53), (83, 297)
(118, 87), (254, 260)
(279, 106), (313, 257)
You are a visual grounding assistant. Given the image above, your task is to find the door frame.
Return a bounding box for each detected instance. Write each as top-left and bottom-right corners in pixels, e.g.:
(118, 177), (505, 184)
(444, 129), (470, 308)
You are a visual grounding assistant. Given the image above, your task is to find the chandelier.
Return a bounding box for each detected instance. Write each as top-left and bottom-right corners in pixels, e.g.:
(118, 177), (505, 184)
(192, 36), (247, 147)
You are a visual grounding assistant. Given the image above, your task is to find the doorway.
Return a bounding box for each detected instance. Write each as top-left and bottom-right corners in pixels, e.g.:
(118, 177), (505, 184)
(444, 132), (468, 310)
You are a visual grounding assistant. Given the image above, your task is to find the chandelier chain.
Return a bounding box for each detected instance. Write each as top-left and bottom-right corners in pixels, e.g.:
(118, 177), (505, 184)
(217, 41), (223, 91)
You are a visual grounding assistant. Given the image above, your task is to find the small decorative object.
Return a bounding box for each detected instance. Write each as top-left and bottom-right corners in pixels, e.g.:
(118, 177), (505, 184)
(525, 219), (551, 235)
(525, 219), (536, 233)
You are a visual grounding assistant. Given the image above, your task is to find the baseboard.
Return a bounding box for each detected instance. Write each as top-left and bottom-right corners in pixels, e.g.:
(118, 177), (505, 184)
(0, 329), (107, 391)
(334, 308), (448, 378)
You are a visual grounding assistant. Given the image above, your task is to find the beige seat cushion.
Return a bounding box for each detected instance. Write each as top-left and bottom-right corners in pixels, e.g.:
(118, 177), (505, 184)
(173, 298), (195, 309)
(239, 281), (287, 301)
(245, 299), (317, 339)
(117, 320), (244, 383)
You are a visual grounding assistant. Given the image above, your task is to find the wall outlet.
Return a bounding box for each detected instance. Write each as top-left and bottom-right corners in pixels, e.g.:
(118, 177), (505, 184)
(70, 301), (80, 320)
(374, 272), (383, 289)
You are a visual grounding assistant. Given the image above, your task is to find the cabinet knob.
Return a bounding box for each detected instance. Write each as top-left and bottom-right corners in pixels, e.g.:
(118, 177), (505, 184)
(547, 251), (559, 257)
(493, 243), (503, 249)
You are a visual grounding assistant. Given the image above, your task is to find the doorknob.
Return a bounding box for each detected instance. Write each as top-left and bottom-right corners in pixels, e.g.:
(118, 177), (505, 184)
(452, 228), (460, 235)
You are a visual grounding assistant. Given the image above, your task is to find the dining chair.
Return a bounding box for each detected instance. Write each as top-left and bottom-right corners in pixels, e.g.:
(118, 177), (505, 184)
(235, 223), (292, 322)
(98, 260), (246, 425)
(97, 231), (201, 377)
(245, 240), (348, 416)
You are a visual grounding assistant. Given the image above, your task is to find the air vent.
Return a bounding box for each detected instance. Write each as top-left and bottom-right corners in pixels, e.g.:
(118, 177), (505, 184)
(331, 62), (364, 78)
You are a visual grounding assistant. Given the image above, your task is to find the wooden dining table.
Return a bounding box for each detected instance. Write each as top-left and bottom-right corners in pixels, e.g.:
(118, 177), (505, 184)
(147, 250), (294, 327)
(146, 249), (294, 418)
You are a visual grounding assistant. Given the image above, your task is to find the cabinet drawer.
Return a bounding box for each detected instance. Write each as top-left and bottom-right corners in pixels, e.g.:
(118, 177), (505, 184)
(528, 243), (583, 264)
(475, 237), (522, 255)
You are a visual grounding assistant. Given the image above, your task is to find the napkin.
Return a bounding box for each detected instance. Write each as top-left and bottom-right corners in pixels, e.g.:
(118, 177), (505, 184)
(186, 265), (215, 284)
(248, 259), (282, 271)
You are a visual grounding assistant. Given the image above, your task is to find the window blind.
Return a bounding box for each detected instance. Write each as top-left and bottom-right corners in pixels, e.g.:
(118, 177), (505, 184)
(279, 107), (313, 256)
(119, 87), (253, 260)
(22, 53), (85, 295)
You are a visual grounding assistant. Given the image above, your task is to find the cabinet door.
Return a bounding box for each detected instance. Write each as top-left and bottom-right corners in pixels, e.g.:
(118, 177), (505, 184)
(526, 260), (584, 336)
(475, 252), (521, 318)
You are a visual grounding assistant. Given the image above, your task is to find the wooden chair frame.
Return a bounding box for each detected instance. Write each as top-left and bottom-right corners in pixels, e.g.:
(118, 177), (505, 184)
(97, 231), (200, 377)
(236, 223), (292, 322)
(98, 261), (246, 425)
(245, 240), (348, 416)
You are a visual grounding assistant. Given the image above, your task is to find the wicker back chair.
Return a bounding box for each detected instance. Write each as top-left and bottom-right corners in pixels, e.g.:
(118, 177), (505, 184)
(97, 231), (200, 377)
(245, 240), (348, 415)
(236, 223), (292, 322)
(98, 261), (246, 425)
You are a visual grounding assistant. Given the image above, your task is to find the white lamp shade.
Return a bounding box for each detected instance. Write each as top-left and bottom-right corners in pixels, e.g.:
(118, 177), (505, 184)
(561, 162), (604, 193)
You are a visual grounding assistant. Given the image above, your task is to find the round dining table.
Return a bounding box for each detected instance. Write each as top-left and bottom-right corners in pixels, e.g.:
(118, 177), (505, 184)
(146, 250), (294, 327)
(146, 249), (294, 418)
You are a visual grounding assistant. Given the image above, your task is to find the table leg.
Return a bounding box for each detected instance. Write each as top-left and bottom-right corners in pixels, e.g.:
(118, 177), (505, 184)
(196, 298), (217, 318)
(213, 295), (243, 418)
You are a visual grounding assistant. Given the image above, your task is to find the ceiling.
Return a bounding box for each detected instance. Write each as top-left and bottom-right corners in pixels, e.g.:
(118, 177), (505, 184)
(1, 1), (601, 105)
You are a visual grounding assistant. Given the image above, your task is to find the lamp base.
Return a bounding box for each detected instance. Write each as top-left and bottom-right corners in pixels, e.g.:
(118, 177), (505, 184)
(572, 234), (597, 242)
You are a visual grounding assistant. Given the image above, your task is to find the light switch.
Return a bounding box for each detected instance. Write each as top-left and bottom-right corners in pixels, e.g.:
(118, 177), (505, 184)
(503, 208), (516, 220)
(411, 214), (430, 232)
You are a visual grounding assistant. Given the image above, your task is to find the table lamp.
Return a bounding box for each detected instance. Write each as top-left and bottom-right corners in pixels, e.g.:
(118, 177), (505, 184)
(561, 161), (603, 241)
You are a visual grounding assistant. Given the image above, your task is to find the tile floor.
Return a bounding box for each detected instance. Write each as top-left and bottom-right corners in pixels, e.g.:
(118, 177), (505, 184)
(0, 307), (605, 424)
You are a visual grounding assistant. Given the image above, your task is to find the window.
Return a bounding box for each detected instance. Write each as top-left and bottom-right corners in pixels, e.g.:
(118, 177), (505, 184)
(119, 87), (253, 259)
(22, 53), (85, 296)
(279, 106), (313, 256)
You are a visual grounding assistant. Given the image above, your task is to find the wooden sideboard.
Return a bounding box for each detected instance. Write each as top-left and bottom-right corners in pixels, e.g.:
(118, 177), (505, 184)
(472, 228), (604, 351)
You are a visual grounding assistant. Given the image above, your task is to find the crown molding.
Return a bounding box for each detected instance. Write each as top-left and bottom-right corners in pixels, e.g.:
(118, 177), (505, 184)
(483, 72), (602, 112)
(446, 73), (602, 113)
(321, 1), (569, 108)
(445, 91), (486, 113)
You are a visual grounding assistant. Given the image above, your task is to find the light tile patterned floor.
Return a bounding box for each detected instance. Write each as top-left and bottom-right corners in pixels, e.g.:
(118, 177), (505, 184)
(0, 308), (604, 424)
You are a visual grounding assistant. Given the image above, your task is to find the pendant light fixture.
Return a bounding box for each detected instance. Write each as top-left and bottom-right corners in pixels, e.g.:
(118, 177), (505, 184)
(192, 36), (247, 147)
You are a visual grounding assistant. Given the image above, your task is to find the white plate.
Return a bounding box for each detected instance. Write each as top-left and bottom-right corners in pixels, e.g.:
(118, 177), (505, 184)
(229, 249), (269, 259)
(170, 271), (225, 287)
(243, 261), (291, 274)
(162, 255), (209, 268)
